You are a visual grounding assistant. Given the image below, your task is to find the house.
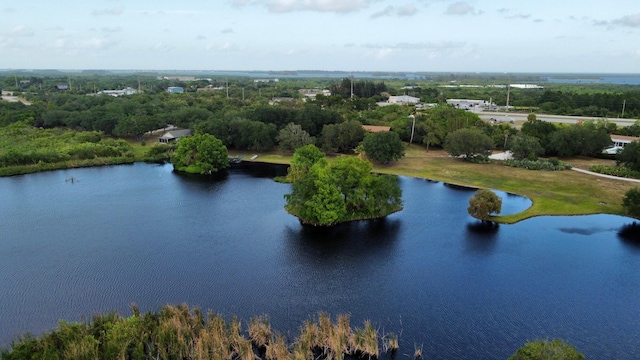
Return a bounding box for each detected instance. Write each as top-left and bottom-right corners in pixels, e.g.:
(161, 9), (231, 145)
(362, 125), (391, 133)
(55, 84), (69, 91)
(610, 134), (639, 148)
(167, 87), (184, 93)
(603, 134), (640, 154)
(159, 129), (192, 143)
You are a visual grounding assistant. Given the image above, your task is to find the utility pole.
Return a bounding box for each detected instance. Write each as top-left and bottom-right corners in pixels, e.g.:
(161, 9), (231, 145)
(622, 99), (626, 118)
(226, 79), (229, 98)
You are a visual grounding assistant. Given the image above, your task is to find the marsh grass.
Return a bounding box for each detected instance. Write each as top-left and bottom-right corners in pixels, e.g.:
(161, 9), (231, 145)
(249, 315), (272, 349)
(382, 332), (399, 354)
(413, 344), (423, 360)
(3, 306), (425, 360)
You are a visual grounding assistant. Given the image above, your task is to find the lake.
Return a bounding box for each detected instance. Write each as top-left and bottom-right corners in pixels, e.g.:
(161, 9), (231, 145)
(1, 162), (639, 359)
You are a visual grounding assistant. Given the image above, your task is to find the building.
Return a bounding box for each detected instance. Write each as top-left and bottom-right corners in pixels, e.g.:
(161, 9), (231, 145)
(159, 76), (196, 81)
(610, 134), (640, 148)
(159, 129), (192, 143)
(388, 95), (420, 105)
(98, 87), (138, 97)
(167, 87), (184, 93)
(55, 84), (69, 91)
(446, 99), (495, 110)
(299, 88), (331, 100)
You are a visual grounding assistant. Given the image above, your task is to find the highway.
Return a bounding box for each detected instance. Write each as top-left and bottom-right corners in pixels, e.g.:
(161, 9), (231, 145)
(477, 111), (637, 127)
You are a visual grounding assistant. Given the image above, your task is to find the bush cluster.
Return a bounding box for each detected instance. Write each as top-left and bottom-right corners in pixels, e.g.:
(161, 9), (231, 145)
(589, 164), (640, 179)
(503, 158), (572, 171)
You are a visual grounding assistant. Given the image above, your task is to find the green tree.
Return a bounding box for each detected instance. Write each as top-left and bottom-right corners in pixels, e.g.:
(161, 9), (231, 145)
(277, 122), (314, 152)
(362, 131), (405, 164)
(617, 141), (640, 171)
(623, 187), (640, 218)
(171, 133), (229, 174)
(286, 144), (325, 182)
(419, 117), (446, 151)
(527, 113), (537, 122)
(444, 128), (494, 161)
(467, 189), (502, 221)
(508, 134), (544, 160)
(508, 339), (585, 360)
(320, 120), (365, 153)
(548, 125), (611, 157)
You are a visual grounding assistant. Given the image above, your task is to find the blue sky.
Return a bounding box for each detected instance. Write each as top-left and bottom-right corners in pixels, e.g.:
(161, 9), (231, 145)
(1, 0), (639, 73)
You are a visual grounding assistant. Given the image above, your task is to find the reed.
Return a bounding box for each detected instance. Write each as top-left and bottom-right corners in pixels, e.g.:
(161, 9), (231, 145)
(382, 332), (398, 354)
(249, 315), (272, 349)
(265, 333), (291, 360)
(352, 320), (378, 359)
(414, 344), (423, 360)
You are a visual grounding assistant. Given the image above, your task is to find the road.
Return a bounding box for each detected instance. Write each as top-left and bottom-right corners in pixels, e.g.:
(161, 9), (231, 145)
(477, 111), (637, 127)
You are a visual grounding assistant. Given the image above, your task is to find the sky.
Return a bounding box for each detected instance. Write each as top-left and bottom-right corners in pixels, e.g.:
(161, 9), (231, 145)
(1, 0), (639, 73)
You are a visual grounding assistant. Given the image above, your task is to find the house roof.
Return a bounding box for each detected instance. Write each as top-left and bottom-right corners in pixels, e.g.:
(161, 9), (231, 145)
(611, 134), (640, 142)
(362, 125), (391, 133)
(159, 129), (192, 140)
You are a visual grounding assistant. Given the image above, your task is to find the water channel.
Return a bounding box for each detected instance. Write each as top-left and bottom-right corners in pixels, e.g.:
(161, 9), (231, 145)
(1, 162), (639, 359)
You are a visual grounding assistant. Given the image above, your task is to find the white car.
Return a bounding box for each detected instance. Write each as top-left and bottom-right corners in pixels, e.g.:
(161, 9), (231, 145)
(602, 146), (623, 155)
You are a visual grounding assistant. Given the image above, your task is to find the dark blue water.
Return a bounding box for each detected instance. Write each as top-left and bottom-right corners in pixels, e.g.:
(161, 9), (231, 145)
(1, 163), (639, 359)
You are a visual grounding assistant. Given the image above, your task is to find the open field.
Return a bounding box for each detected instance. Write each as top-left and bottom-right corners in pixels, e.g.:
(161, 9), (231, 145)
(242, 145), (637, 223)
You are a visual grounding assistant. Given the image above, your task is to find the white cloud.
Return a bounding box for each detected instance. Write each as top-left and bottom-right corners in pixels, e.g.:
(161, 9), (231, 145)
(206, 42), (243, 52)
(445, 2), (474, 16)
(370, 5), (393, 18)
(611, 13), (640, 28)
(81, 37), (118, 50)
(91, 6), (125, 16)
(264, 0), (376, 14)
(371, 4), (418, 18)
(221, 28), (234, 34)
(397, 4), (418, 16)
(9, 25), (34, 37)
(3, 7), (16, 13)
(363, 41), (466, 50)
(101, 27), (122, 33)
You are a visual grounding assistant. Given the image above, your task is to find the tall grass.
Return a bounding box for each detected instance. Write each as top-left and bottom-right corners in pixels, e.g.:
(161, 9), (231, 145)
(2, 306), (401, 360)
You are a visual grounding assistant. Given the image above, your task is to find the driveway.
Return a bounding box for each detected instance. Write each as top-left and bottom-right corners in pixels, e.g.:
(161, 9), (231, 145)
(571, 167), (640, 183)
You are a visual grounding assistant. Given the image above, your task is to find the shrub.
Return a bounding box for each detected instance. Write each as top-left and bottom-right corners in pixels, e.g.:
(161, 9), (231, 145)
(589, 164), (640, 179)
(503, 158), (571, 171)
(623, 187), (640, 218)
(509, 339), (585, 360)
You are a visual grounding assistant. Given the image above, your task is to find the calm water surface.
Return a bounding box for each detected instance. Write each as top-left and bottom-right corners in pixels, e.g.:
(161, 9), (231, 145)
(1, 163), (639, 359)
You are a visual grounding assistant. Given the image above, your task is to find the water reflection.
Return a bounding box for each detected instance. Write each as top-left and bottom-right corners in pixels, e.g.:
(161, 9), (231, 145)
(464, 221), (499, 254)
(618, 221), (640, 250)
(284, 218), (402, 262)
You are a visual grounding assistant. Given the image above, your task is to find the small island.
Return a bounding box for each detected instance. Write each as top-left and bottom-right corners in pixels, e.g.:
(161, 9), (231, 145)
(171, 133), (229, 175)
(284, 145), (403, 226)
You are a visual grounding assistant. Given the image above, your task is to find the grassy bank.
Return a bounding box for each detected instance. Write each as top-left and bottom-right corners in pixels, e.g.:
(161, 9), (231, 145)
(244, 145), (636, 223)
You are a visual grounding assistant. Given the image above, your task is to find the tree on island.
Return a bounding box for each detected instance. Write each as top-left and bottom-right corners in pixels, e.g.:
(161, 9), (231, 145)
(467, 189), (502, 221)
(284, 145), (402, 226)
(171, 133), (229, 174)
